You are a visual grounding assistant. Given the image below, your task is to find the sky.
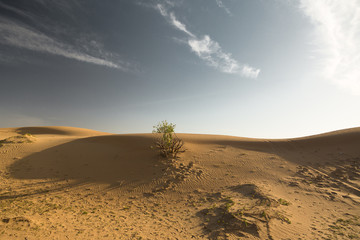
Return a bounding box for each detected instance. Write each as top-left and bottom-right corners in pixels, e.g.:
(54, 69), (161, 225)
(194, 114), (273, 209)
(1, 0), (360, 138)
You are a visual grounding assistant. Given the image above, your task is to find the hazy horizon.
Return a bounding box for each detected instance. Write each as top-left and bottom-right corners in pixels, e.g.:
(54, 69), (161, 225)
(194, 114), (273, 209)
(1, 0), (360, 138)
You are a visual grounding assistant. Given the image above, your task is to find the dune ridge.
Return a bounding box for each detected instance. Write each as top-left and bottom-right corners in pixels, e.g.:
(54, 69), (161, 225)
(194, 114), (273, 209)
(0, 126), (359, 239)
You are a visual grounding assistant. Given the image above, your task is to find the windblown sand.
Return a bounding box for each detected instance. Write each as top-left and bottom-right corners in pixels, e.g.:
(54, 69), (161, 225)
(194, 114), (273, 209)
(0, 126), (359, 239)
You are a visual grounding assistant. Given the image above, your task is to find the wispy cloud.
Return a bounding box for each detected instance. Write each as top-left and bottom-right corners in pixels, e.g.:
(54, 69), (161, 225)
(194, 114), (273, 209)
(155, 4), (260, 78)
(215, 0), (232, 16)
(188, 35), (260, 77)
(156, 4), (194, 37)
(169, 12), (195, 38)
(0, 19), (126, 70)
(0, 2), (130, 71)
(299, 0), (360, 94)
(156, 3), (168, 17)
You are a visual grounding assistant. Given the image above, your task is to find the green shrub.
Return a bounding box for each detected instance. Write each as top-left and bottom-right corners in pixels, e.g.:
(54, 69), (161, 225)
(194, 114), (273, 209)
(152, 120), (185, 158)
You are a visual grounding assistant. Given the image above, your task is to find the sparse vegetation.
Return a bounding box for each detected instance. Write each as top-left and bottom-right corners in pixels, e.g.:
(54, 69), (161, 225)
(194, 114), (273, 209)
(278, 198), (290, 206)
(197, 190), (293, 239)
(328, 216), (360, 239)
(152, 120), (185, 158)
(0, 134), (35, 145)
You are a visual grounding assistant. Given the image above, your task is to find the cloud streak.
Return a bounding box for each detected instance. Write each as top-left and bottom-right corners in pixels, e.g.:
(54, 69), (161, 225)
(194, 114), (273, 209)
(0, 19), (126, 70)
(169, 12), (195, 38)
(299, 0), (360, 94)
(155, 4), (260, 78)
(188, 36), (260, 78)
(0, 2), (130, 71)
(215, 0), (232, 16)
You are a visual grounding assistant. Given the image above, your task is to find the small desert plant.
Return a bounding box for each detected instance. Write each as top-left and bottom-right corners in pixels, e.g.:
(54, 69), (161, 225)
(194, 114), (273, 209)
(278, 198), (290, 206)
(152, 120), (185, 158)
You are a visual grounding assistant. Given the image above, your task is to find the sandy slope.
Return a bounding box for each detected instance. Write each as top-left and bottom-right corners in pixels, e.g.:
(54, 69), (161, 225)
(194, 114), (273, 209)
(0, 126), (359, 239)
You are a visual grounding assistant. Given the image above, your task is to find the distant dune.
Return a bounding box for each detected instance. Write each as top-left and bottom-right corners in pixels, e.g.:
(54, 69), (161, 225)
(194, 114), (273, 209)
(4, 126), (110, 136)
(0, 126), (359, 239)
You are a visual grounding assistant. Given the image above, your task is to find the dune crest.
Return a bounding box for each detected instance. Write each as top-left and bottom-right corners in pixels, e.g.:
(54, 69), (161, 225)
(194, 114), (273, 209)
(11, 126), (110, 136)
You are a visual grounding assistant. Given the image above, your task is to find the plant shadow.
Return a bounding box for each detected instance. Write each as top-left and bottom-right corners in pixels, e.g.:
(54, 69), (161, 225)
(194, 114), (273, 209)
(6, 135), (167, 199)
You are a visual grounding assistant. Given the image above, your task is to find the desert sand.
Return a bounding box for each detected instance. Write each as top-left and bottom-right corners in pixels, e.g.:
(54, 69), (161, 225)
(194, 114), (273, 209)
(0, 126), (359, 239)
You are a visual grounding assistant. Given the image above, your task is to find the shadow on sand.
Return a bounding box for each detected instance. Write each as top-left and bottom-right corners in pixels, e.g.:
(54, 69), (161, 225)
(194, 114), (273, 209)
(5, 130), (360, 200)
(5, 135), (167, 199)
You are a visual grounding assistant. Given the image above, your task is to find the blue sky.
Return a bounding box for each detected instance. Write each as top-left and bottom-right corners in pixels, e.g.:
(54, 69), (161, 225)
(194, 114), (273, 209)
(1, 0), (359, 138)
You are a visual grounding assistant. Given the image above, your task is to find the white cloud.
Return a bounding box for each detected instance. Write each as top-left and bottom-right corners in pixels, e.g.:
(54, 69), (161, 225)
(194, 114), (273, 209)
(189, 35), (260, 77)
(299, 0), (360, 94)
(215, 0), (232, 16)
(0, 19), (128, 70)
(241, 64), (261, 79)
(0, 1), (131, 71)
(156, 4), (260, 78)
(156, 4), (168, 17)
(169, 12), (195, 37)
(156, 4), (194, 37)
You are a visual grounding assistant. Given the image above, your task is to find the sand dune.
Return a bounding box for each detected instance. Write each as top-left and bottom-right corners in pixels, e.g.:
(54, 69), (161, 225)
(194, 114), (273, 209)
(0, 127), (359, 239)
(12, 126), (110, 136)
